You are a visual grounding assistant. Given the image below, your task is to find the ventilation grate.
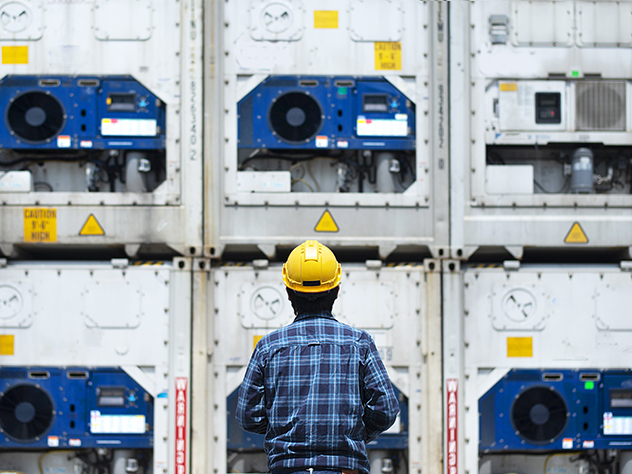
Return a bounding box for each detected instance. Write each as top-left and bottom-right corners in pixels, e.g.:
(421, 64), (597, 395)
(576, 81), (626, 131)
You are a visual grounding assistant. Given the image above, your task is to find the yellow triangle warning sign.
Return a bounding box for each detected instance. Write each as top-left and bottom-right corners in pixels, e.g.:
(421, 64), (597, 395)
(564, 222), (588, 244)
(79, 214), (105, 236)
(314, 210), (339, 232)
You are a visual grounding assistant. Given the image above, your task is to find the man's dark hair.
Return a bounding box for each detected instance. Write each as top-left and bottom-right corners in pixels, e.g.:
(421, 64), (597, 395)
(287, 286), (339, 316)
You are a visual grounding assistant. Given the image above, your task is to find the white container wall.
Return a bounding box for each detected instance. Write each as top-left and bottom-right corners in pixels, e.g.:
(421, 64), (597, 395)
(205, 0), (449, 259)
(450, 1), (632, 259)
(193, 261), (443, 474)
(443, 260), (632, 474)
(0, 258), (192, 474)
(0, 0), (203, 258)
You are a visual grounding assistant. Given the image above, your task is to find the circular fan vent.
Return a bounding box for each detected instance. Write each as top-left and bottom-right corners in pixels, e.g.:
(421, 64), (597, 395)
(6, 91), (65, 143)
(0, 385), (54, 441)
(511, 386), (568, 444)
(268, 91), (323, 144)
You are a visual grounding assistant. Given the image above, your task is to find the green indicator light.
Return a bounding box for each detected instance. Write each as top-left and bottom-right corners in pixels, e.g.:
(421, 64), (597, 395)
(585, 381), (595, 390)
(338, 87), (348, 95)
(571, 70), (580, 77)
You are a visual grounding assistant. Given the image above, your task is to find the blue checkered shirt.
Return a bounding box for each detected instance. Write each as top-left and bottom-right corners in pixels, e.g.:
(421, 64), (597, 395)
(236, 310), (400, 474)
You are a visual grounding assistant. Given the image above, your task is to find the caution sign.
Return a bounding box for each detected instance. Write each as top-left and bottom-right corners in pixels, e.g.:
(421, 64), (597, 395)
(314, 210), (339, 232)
(507, 337), (533, 358)
(446, 379), (458, 474)
(175, 377), (188, 474)
(375, 42), (402, 70)
(564, 222), (588, 244)
(23, 208), (57, 243)
(79, 214), (105, 236)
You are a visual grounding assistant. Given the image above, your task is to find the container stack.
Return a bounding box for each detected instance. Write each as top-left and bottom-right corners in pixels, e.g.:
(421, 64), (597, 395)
(0, 1), (202, 473)
(445, 3), (632, 474)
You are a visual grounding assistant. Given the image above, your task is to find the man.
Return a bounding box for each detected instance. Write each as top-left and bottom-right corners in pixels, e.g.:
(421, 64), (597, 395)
(236, 240), (400, 474)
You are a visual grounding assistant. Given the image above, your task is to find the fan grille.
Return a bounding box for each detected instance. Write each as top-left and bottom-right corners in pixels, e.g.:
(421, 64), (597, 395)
(268, 91), (323, 144)
(511, 386), (568, 444)
(6, 91), (65, 143)
(0, 384), (54, 441)
(576, 81), (626, 131)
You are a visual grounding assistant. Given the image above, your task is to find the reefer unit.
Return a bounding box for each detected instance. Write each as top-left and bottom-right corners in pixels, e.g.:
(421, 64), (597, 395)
(0, 258), (193, 474)
(0, 0), (203, 258)
(442, 260), (632, 474)
(192, 260), (443, 474)
(206, 0), (449, 260)
(450, 1), (632, 259)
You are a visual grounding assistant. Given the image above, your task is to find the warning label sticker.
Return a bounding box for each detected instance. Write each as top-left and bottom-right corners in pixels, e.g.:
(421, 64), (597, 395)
(374, 42), (401, 70)
(315, 210), (339, 232)
(565, 222), (588, 244)
(2, 46), (28, 65)
(314, 10), (338, 29)
(80, 214), (105, 236)
(101, 118), (157, 137)
(507, 337), (533, 358)
(357, 115), (408, 137)
(23, 208), (57, 243)
(0, 335), (14, 356)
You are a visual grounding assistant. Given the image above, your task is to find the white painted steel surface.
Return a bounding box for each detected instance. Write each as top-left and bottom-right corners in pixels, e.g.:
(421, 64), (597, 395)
(0, 0), (203, 257)
(206, 0), (449, 259)
(0, 258), (193, 474)
(450, 1), (632, 258)
(443, 260), (632, 474)
(197, 261), (442, 474)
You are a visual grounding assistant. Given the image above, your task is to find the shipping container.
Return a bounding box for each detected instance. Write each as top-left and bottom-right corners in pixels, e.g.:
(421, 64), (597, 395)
(0, 258), (193, 474)
(191, 260), (443, 474)
(0, 0), (203, 258)
(205, 0), (449, 260)
(443, 259), (632, 474)
(450, 1), (632, 260)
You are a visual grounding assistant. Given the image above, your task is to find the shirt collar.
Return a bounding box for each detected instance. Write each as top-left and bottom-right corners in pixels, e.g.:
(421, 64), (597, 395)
(294, 310), (335, 322)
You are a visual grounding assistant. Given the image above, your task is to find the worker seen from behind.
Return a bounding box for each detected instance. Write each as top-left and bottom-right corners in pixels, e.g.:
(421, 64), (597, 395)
(236, 240), (400, 474)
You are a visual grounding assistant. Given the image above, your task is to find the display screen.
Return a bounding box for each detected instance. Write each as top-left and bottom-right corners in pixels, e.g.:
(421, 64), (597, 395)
(97, 387), (127, 407)
(363, 94), (389, 112)
(610, 389), (632, 408)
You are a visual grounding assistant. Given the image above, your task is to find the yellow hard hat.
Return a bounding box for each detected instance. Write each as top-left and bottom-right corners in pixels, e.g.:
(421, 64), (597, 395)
(282, 240), (341, 293)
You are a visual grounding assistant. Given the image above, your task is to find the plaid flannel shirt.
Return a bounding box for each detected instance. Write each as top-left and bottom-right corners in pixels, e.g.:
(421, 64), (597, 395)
(236, 310), (400, 474)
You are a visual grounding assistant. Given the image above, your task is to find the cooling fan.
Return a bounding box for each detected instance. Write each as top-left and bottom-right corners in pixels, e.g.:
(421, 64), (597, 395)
(511, 386), (569, 444)
(0, 384), (55, 441)
(6, 91), (66, 143)
(268, 91), (324, 144)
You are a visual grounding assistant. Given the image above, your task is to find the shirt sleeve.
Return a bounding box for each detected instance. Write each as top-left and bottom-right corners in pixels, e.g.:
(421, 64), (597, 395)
(235, 346), (268, 434)
(361, 335), (400, 443)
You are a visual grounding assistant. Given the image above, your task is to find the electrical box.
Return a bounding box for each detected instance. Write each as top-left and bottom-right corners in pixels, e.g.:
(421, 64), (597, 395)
(204, 262), (443, 474)
(0, 0), (203, 258)
(450, 1), (632, 259)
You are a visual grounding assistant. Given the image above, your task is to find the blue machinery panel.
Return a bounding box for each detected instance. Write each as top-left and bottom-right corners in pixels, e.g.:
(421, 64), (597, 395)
(480, 369), (632, 452)
(227, 385), (408, 451)
(0, 367), (153, 449)
(0, 75), (165, 150)
(238, 76), (415, 151)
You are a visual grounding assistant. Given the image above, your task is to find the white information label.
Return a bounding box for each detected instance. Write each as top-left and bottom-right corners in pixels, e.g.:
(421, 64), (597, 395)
(101, 119), (157, 137)
(356, 115), (408, 137)
(90, 410), (146, 434)
(604, 412), (632, 435)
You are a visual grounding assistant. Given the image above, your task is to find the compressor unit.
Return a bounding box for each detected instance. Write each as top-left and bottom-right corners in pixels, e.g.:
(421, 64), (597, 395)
(236, 75), (417, 194)
(0, 366), (153, 449)
(238, 76), (415, 151)
(479, 368), (632, 452)
(0, 75), (166, 193)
